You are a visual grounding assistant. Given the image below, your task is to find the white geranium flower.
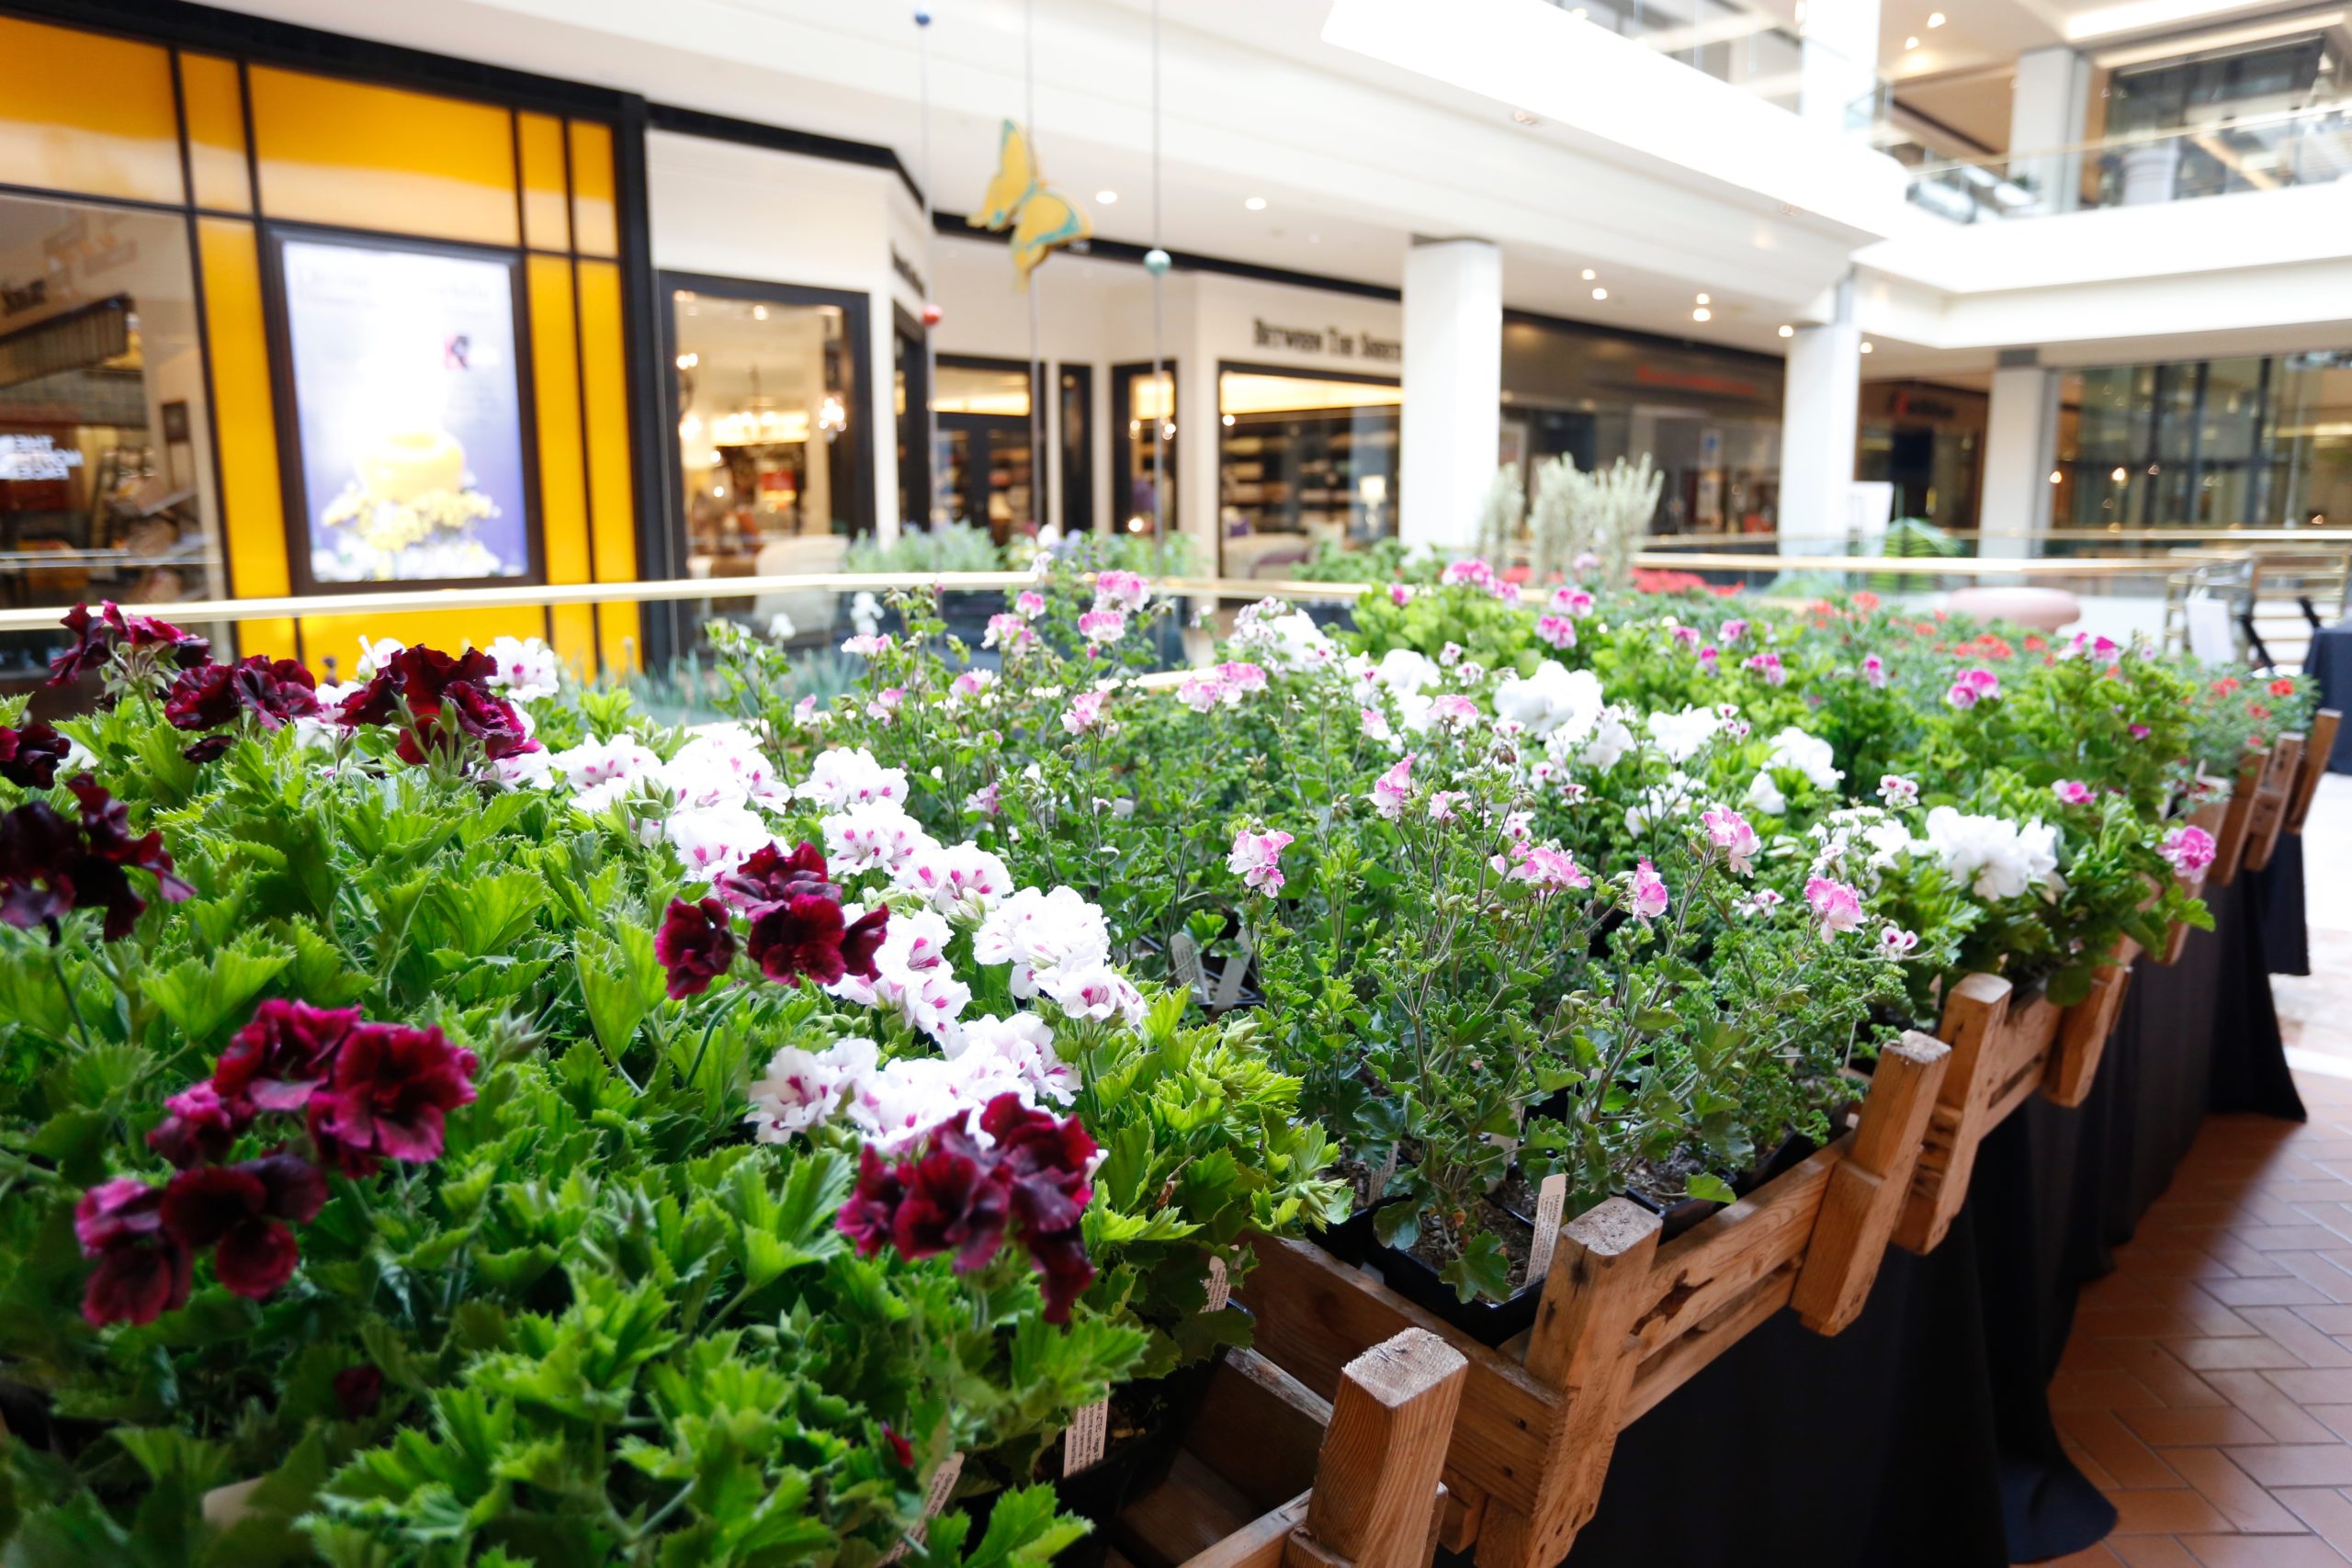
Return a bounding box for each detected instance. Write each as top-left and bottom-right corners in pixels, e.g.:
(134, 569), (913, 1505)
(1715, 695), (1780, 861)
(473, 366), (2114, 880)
(1575, 705), (1638, 771)
(820, 801), (938, 876)
(665, 803), (775, 880)
(894, 840), (1014, 920)
(1645, 706), (1721, 764)
(662, 728), (789, 810)
(1493, 661), (1603, 741)
(1761, 727), (1844, 792)
(1745, 771), (1788, 816)
(973, 886), (1114, 998)
(1921, 807), (2063, 900)
(796, 746), (909, 810)
(482, 636), (561, 701)
(1625, 770), (1702, 834)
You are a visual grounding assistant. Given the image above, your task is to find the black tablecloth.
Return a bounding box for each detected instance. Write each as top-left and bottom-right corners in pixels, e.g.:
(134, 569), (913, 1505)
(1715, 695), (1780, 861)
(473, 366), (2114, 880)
(2257, 832), (2311, 976)
(1557, 873), (2301, 1568)
(2309, 623), (2352, 774)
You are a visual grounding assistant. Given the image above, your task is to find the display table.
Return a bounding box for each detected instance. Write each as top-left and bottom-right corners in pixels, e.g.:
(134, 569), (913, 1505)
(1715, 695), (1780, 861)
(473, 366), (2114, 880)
(1555, 869), (2301, 1567)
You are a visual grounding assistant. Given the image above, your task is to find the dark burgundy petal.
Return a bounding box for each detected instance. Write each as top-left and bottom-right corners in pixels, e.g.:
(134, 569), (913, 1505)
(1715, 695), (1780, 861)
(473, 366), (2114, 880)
(164, 663), (243, 731)
(181, 735), (235, 764)
(743, 893), (850, 987)
(653, 897), (736, 998)
(836, 1145), (908, 1258)
(716, 840), (833, 909)
(81, 1233), (190, 1326)
(840, 906), (888, 983)
(74, 1177), (165, 1255)
(0, 721), (71, 789)
(308, 1020), (478, 1175)
(242, 1150), (328, 1224)
(333, 1364), (384, 1418)
(159, 1165), (266, 1249)
(211, 1217), (300, 1298)
(214, 999), (356, 1111)
(146, 1081), (250, 1168)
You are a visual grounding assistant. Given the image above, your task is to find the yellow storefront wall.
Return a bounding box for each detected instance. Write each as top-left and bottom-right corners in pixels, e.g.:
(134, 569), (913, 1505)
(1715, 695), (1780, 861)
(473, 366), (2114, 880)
(0, 15), (639, 678)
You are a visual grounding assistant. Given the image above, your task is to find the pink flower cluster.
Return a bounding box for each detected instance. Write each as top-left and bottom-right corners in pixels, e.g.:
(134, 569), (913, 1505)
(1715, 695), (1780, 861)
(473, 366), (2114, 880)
(1228, 827), (1295, 895)
(1804, 875), (1866, 936)
(2052, 780), (2096, 807)
(1945, 667), (2001, 709)
(1625, 859), (1670, 922)
(1177, 661), (1269, 713)
(2160, 824), (2217, 875)
(1700, 807), (1758, 874)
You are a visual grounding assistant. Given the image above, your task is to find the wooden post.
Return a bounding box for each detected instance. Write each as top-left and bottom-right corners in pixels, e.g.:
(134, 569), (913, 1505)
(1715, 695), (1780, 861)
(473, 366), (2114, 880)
(2044, 960), (2132, 1108)
(2245, 733), (2305, 873)
(1792, 1032), (1951, 1334)
(2288, 711), (2342, 836)
(1283, 1329), (1467, 1568)
(1895, 973), (2013, 1256)
(1475, 1199), (1661, 1568)
(2211, 749), (2270, 886)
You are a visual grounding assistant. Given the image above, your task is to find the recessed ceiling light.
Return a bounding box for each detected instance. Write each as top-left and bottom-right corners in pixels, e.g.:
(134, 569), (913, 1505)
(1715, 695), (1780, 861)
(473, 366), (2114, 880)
(2048, 469), (2064, 484)
(1581, 268), (1597, 280)
(1695, 292), (1711, 305)
(1244, 196), (1268, 210)
(1778, 324), (1795, 338)
(1905, 35), (1920, 49)
(1096, 189), (1117, 204)
(1692, 307), (1712, 321)
(1928, 11), (1946, 26)
(752, 305), (768, 321)
(1569, 6), (1589, 16)
(1591, 287), (1609, 300)
(1859, 340), (1873, 353)
(1512, 108), (1540, 125)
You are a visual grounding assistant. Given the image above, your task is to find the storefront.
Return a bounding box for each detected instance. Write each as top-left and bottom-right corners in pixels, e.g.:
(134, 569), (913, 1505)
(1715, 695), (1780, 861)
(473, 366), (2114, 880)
(1857, 379), (1987, 533)
(0, 5), (654, 679)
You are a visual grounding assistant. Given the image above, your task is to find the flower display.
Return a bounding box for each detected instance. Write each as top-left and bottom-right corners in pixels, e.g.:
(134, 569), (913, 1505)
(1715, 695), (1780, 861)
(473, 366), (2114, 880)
(1921, 807), (2060, 900)
(48, 601), (209, 685)
(0, 776), (192, 941)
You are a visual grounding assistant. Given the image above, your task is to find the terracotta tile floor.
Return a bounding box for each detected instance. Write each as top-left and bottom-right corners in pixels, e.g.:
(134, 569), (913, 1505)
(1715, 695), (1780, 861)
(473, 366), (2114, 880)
(2031, 776), (2352, 1567)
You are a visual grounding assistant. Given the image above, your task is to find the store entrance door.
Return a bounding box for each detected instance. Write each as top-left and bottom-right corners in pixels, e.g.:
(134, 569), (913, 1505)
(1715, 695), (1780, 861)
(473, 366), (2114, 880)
(939, 416), (1035, 545)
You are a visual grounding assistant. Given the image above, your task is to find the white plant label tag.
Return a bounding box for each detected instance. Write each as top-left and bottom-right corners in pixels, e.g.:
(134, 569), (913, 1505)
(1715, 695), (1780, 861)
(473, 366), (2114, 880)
(1063, 1399), (1110, 1476)
(1522, 1174), (1569, 1284)
(883, 1450), (963, 1562)
(1213, 931), (1255, 1009)
(1170, 931), (1208, 1001)
(1371, 1145), (1399, 1202)
(1204, 1254), (1231, 1313)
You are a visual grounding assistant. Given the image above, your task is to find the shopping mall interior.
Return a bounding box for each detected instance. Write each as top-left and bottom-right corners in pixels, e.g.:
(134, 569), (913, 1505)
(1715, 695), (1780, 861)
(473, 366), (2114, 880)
(3, 4), (2352, 1567)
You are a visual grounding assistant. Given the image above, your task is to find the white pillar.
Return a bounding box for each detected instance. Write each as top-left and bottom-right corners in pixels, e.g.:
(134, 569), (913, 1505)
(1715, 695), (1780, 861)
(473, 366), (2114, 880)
(1980, 359), (2061, 559)
(1775, 281), (1860, 550)
(1400, 237), (1500, 554)
(2010, 47), (2093, 215)
(1797, 0), (1881, 134)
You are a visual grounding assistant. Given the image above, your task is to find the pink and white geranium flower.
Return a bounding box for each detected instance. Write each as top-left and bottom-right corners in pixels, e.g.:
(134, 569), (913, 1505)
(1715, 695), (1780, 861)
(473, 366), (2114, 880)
(1804, 875), (1866, 936)
(1625, 859), (1670, 922)
(1700, 807), (1759, 874)
(1369, 754), (1416, 819)
(1227, 826), (1295, 895)
(2159, 824), (2217, 875)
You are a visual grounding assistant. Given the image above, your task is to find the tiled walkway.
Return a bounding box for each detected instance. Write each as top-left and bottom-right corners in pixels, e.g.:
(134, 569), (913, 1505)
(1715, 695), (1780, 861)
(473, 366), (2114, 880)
(2037, 775), (2352, 1566)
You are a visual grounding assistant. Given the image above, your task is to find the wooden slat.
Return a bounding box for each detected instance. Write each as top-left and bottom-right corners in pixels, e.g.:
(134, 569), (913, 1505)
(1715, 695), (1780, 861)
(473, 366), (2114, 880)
(2245, 733), (2305, 872)
(2211, 750), (2269, 886)
(2288, 711), (2342, 835)
(1620, 1265), (1800, 1425)
(1897, 973), (2014, 1256)
(1238, 1237), (1556, 1518)
(1628, 1150), (1835, 1351)
(1478, 1201), (1660, 1568)
(1792, 1032), (1952, 1335)
(2045, 956), (2132, 1108)
(1130, 1451), (1283, 1568)
(1175, 1494), (1308, 1568)
(1183, 1351), (1331, 1515)
(1285, 1329), (1467, 1568)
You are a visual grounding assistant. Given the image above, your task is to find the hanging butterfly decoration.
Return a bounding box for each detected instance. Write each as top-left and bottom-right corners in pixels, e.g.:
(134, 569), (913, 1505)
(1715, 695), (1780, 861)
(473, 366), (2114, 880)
(969, 119), (1091, 286)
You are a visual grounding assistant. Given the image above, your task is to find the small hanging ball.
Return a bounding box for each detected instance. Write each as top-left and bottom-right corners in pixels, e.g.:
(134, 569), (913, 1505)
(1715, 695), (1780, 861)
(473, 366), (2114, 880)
(921, 301), (943, 327)
(1142, 247), (1172, 277)
(913, 6), (933, 25)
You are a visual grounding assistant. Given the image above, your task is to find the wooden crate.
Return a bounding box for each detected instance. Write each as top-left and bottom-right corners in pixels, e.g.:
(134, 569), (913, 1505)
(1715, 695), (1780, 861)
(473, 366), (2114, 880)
(1237, 1033), (1950, 1568)
(1113, 1330), (1467, 1568)
(2286, 711), (2343, 837)
(1896, 974), (2060, 1255)
(2211, 746), (2275, 886)
(2044, 940), (2138, 1110)
(2244, 733), (2307, 874)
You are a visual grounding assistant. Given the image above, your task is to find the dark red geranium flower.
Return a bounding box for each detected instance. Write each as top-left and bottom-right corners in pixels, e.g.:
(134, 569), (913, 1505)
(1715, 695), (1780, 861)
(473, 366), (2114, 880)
(306, 1021), (479, 1178)
(180, 735), (235, 764)
(833, 1095), (1099, 1325)
(839, 904), (888, 982)
(837, 1145), (908, 1258)
(333, 1363), (385, 1419)
(74, 1176), (190, 1327)
(439, 681), (537, 762)
(892, 1123), (1012, 1272)
(165, 656), (321, 734)
(47, 603), (209, 686)
(159, 1163), (302, 1298)
(879, 1422), (915, 1471)
(0, 721), (70, 789)
(743, 894), (876, 988)
(147, 1080), (251, 1168)
(335, 645), (497, 728)
(213, 999), (359, 1114)
(716, 840), (833, 911)
(0, 778), (189, 942)
(654, 897), (736, 998)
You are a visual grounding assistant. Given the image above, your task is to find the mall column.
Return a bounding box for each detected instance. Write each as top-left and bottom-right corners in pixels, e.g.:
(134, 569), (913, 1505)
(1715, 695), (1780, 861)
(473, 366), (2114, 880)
(2012, 48), (2094, 215)
(1797, 0), (1880, 132)
(1776, 276), (1861, 547)
(1400, 237), (1500, 553)
(1980, 350), (2063, 560)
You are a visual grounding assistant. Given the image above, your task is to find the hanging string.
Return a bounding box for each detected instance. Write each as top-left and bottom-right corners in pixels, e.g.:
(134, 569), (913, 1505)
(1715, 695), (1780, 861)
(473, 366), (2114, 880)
(1024, 0), (1046, 543)
(917, 7), (941, 558)
(1149, 0), (1165, 558)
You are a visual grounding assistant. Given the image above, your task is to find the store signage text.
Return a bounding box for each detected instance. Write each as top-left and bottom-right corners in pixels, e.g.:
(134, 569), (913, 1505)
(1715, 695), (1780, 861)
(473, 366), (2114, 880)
(1253, 316), (1401, 364)
(0, 434), (85, 481)
(891, 248), (927, 299)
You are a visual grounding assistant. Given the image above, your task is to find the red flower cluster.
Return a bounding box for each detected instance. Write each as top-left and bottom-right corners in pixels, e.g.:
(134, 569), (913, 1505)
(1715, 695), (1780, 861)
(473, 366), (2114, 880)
(166, 656), (322, 761)
(0, 775), (191, 942)
(656, 841), (885, 998)
(837, 1093), (1098, 1324)
(0, 720), (70, 789)
(80, 999), (480, 1327)
(335, 644), (538, 766)
(1630, 568), (1742, 599)
(47, 603), (210, 686)
(2270, 677), (2300, 698)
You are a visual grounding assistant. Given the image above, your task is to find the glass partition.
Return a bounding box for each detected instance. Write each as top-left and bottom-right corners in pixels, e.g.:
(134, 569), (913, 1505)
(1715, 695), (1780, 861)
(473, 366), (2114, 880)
(1216, 367), (1399, 578)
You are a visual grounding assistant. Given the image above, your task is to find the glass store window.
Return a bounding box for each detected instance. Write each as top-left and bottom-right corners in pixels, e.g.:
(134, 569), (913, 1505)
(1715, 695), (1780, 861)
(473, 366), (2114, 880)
(934, 355), (1039, 544)
(1112, 363), (1176, 539)
(668, 278), (871, 588)
(0, 193), (220, 680)
(1216, 366), (1400, 579)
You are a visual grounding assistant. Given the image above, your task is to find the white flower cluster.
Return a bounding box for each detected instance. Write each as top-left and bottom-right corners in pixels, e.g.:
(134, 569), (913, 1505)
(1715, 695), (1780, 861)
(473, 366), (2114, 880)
(1231, 599), (1339, 671)
(742, 1021), (1072, 1152)
(1920, 807), (2062, 900)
